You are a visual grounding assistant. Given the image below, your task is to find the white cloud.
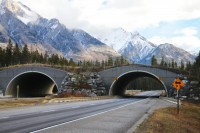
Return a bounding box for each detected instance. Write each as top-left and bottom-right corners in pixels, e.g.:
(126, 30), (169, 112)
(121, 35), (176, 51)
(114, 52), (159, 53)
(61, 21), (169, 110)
(18, 0), (200, 32)
(17, 0), (200, 52)
(180, 27), (198, 36)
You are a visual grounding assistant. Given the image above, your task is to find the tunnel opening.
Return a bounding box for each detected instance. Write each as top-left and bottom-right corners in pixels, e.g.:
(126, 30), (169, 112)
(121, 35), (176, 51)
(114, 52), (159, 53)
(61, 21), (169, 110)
(5, 72), (58, 97)
(109, 71), (167, 97)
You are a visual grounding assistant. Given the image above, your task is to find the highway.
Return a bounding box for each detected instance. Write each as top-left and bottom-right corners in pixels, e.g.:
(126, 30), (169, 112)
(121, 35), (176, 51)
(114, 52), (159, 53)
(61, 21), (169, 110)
(0, 98), (142, 133)
(0, 95), (174, 133)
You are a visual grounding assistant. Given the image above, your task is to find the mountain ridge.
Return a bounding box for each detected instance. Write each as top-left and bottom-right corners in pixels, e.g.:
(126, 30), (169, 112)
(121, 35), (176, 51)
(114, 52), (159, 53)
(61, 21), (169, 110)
(0, 0), (120, 61)
(98, 28), (195, 64)
(0, 0), (195, 64)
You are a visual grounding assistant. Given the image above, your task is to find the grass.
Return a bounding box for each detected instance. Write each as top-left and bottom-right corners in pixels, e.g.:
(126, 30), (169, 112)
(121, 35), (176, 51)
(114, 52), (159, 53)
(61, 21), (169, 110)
(0, 96), (113, 109)
(134, 101), (200, 133)
(0, 98), (48, 109)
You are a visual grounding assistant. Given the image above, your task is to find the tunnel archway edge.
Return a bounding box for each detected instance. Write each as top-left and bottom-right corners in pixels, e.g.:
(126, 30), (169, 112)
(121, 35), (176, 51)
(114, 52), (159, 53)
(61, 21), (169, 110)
(5, 71), (59, 96)
(109, 70), (168, 96)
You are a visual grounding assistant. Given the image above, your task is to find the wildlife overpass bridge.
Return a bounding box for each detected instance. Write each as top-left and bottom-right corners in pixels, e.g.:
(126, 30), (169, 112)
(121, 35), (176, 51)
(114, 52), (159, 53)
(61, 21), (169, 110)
(0, 66), (67, 97)
(99, 65), (178, 96)
(0, 65), (178, 97)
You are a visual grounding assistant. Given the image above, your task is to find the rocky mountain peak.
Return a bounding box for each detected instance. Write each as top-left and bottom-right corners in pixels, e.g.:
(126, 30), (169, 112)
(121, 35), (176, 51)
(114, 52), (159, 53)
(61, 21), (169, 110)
(0, 0), (120, 61)
(1, 0), (39, 24)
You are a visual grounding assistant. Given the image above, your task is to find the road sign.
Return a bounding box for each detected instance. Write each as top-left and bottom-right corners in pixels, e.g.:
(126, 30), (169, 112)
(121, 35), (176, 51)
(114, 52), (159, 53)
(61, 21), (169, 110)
(172, 78), (184, 114)
(172, 78), (184, 90)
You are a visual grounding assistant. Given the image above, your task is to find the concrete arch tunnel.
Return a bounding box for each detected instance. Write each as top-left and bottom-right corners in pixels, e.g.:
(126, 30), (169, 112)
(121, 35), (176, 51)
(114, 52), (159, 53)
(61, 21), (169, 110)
(109, 71), (167, 96)
(5, 71), (58, 97)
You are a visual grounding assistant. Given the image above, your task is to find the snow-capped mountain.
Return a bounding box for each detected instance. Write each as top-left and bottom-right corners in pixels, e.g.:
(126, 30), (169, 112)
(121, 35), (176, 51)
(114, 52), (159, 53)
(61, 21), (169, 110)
(98, 28), (195, 64)
(0, 0), (120, 61)
(140, 43), (195, 65)
(98, 28), (157, 63)
(0, 0), (62, 55)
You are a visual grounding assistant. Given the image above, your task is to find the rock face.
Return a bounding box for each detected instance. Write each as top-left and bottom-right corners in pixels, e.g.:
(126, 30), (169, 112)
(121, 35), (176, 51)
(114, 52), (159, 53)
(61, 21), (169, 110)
(98, 28), (195, 64)
(0, 0), (120, 61)
(61, 72), (106, 96)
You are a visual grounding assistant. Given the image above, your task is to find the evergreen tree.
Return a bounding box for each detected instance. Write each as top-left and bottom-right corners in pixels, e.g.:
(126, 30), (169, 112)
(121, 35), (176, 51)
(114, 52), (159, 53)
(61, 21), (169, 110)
(174, 61), (178, 68)
(180, 60), (185, 70)
(0, 47), (6, 67)
(171, 59), (175, 68)
(115, 57), (120, 66)
(43, 51), (49, 64)
(160, 56), (164, 67)
(13, 43), (21, 65)
(194, 51), (200, 67)
(108, 56), (113, 66)
(186, 61), (192, 71)
(168, 62), (171, 68)
(31, 49), (40, 63)
(21, 44), (30, 64)
(5, 39), (13, 66)
(120, 56), (124, 65)
(95, 60), (100, 67)
(151, 55), (157, 66)
(69, 58), (76, 67)
(101, 60), (105, 68)
(193, 51), (200, 80)
(164, 62), (168, 67)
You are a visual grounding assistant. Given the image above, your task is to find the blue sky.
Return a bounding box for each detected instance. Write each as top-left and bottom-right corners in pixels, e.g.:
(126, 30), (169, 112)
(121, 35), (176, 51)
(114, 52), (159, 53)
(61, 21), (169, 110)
(138, 18), (200, 38)
(19, 0), (200, 53)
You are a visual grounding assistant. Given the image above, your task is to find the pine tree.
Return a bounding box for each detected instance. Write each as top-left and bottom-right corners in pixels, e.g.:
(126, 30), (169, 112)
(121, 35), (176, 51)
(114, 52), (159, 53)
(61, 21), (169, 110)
(120, 56), (124, 65)
(168, 62), (171, 68)
(171, 59), (175, 68)
(193, 51), (200, 81)
(164, 62), (168, 67)
(108, 56), (113, 66)
(151, 55), (157, 66)
(13, 43), (21, 65)
(194, 51), (200, 68)
(21, 44), (30, 64)
(186, 61), (192, 71)
(43, 51), (49, 64)
(5, 39), (13, 66)
(0, 47), (6, 67)
(69, 58), (76, 67)
(160, 56), (164, 67)
(180, 60), (185, 70)
(101, 60), (105, 68)
(174, 61), (178, 68)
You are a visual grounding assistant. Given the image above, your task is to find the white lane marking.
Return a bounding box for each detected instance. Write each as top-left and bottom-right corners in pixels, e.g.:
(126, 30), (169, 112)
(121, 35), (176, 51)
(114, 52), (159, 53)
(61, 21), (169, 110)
(164, 99), (177, 104)
(42, 110), (56, 113)
(0, 116), (9, 119)
(90, 103), (96, 106)
(30, 99), (148, 133)
(71, 106), (80, 109)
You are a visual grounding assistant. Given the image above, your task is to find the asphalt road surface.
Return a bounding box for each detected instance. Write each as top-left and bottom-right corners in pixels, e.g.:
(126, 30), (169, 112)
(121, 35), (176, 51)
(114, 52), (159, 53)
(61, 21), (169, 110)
(0, 98), (174, 133)
(134, 90), (163, 97)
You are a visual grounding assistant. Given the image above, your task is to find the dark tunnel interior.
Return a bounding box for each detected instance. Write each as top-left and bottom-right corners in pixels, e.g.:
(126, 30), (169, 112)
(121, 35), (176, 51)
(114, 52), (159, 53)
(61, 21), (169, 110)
(109, 71), (166, 96)
(6, 72), (58, 97)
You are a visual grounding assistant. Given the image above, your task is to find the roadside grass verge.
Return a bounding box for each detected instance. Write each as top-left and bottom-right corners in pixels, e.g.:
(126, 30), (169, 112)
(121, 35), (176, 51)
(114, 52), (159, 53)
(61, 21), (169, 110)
(0, 98), (44, 109)
(134, 101), (200, 133)
(0, 96), (113, 109)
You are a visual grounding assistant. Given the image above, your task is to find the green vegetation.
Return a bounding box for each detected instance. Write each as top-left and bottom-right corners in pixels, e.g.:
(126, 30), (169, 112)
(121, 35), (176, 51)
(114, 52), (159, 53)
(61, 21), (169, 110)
(0, 39), (129, 71)
(193, 52), (200, 81)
